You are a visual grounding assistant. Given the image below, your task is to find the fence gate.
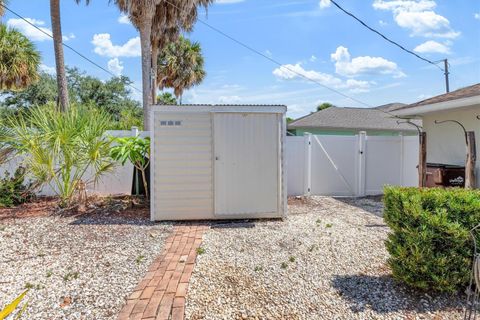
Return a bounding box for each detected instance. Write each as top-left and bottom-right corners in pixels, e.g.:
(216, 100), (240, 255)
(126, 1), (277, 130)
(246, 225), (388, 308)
(286, 132), (419, 197)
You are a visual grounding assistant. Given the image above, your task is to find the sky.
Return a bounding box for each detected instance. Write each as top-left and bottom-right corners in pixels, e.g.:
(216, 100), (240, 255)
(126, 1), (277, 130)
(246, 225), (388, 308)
(3, 0), (480, 118)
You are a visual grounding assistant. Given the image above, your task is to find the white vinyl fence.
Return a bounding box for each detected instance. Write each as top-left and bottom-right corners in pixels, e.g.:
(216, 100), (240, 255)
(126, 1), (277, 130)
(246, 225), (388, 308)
(287, 132), (419, 197)
(0, 128), (149, 196)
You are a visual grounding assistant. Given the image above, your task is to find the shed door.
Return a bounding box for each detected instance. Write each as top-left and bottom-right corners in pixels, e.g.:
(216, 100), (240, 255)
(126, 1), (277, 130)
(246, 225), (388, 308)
(214, 113), (279, 216)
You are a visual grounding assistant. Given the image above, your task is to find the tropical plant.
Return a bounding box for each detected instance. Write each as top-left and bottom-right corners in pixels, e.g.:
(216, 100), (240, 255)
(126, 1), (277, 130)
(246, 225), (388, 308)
(157, 36), (205, 104)
(0, 289), (29, 320)
(0, 104), (114, 206)
(113, 0), (213, 129)
(110, 136), (150, 200)
(0, 24), (40, 91)
(157, 92), (177, 105)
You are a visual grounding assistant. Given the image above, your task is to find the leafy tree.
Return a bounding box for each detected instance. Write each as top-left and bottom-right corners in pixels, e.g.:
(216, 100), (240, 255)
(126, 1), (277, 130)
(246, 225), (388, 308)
(110, 136), (150, 200)
(0, 24), (40, 91)
(157, 36), (205, 104)
(0, 104), (114, 206)
(286, 117), (294, 123)
(157, 92), (177, 105)
(1, 68), (143, 129)
(317, 102), (335, 112)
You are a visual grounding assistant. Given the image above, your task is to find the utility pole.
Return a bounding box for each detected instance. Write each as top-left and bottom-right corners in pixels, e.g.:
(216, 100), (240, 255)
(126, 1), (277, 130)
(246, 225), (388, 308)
(444, 59), (450, 93)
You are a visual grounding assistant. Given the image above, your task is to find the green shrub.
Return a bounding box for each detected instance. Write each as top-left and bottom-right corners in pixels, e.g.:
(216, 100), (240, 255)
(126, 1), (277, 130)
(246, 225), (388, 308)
(383, 186), (480, 292)
(0, 166), (34, 208)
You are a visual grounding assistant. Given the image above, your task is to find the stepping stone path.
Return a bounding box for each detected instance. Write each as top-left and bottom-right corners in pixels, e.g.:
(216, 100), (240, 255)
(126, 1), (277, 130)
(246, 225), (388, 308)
(117, 224), (208, 320)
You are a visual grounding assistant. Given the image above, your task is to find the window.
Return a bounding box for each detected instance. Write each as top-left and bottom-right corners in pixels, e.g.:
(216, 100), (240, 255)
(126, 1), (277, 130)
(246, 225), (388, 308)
(160, 120), (182, 126)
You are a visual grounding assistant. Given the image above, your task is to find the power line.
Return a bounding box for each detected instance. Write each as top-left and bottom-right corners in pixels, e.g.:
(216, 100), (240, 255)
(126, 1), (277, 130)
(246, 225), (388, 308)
(163, 0), (375, 109)
(329, 0), (444, 72)
(0, 3), (142, 93)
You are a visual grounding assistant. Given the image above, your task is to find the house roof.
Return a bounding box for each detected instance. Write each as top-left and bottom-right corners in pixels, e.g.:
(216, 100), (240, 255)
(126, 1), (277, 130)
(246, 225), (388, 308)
(394, 83), (480, 115)
(288, 105), (420, 132)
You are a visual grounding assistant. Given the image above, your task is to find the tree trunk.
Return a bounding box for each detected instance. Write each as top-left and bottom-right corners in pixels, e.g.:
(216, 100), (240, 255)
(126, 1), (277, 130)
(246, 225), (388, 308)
(139, 25), (152, 131)
(50, 0), (69, 112)
(151, 45), (158, 105)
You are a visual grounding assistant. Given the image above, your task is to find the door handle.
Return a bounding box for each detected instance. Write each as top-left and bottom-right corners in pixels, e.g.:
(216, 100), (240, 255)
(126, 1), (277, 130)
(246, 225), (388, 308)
(215, 156), (219, 160)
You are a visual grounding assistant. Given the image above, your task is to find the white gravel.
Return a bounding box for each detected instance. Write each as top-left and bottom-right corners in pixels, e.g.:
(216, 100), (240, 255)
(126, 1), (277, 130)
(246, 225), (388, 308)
(0, 214), (172, 319)
(185, 196), (465, 320)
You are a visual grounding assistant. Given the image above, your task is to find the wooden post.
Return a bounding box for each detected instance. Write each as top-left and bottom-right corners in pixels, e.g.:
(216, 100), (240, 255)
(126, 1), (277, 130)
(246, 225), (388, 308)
(418, 132), (427, 188)
(465, 131), (476, 189)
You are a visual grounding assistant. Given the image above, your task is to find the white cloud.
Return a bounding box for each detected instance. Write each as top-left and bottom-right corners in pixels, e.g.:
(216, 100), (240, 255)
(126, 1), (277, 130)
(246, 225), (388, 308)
(272, 63), (371, 92)
(118, 14), (131, 24)
(63, 33), (75, 41)
(264, 50), (272, 58)
(319, 0), (331, 9)
(92, 33), (141, 58)
(475, 13), (480, 20)
(310, 55), (317, 62)
(107, 58), (124, 76)
(330, 46), (405, 78)
(379, 20), (388, 26)
(39, 64), (56, 75)
(414, 40), (450, 54)
(218, 95), (242, 103)
(373, 0), (460, 39)
(215, 0), (244, 3)
(7, 18), (52, 41)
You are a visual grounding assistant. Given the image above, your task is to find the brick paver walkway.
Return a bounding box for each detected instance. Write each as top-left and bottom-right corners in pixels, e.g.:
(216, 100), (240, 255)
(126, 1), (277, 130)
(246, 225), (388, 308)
(117, 224), (208, 320)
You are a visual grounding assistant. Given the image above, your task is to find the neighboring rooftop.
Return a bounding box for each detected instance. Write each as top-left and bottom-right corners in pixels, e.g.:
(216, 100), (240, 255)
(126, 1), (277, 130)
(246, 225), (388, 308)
(288, 105), (420, 132)
(395, 83), (480, 112)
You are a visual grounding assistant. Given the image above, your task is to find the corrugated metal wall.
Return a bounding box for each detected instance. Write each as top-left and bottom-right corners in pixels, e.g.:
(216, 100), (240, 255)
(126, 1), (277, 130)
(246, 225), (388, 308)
(152, 112), (214, 220)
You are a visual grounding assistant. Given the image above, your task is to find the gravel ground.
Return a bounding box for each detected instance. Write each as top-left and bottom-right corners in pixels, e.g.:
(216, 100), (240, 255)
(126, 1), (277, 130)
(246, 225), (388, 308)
(185, 196), (465, 320)
(0, 206), (172, 319)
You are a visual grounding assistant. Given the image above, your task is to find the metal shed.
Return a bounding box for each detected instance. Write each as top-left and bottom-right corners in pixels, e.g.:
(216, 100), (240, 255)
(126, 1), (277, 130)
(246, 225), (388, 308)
(150, 105), (287, 221)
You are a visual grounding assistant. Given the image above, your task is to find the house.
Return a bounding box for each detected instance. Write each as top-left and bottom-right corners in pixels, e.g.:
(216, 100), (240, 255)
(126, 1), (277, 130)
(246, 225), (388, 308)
(393, 83), (480, 187)
(288, 103), (420, 136)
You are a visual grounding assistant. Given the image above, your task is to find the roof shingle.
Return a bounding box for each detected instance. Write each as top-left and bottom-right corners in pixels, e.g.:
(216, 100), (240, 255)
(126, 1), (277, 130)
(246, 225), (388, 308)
(288, 106), (419, 132)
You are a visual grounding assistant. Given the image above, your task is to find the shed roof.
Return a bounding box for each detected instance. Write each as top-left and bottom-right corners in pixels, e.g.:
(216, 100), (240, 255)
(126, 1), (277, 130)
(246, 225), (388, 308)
(288, 105), (419, 132)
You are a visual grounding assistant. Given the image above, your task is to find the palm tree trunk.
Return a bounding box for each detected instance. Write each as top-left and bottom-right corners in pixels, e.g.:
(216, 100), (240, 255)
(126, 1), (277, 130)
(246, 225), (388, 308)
(151, 45), (158, 105)
(139, 25), (152, 131)
(50, 0), (69, 112)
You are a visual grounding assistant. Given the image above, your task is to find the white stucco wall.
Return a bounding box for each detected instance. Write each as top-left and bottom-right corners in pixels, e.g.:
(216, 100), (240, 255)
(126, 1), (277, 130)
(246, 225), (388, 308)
(422, 104), (480, 187)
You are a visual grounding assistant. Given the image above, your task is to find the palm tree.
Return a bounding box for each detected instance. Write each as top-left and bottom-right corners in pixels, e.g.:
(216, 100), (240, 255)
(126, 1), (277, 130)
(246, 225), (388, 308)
(112, 0), (213, 129)
(0, 24), (40, 90)
(157, 36), (205, 104)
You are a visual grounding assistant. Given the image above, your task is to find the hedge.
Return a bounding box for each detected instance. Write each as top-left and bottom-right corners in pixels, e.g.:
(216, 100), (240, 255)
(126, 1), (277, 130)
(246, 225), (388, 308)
(383, 186), (480, 292)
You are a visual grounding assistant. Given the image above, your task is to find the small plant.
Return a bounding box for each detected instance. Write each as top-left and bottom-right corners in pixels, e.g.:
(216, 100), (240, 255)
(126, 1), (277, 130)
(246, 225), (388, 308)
(0, 166), (34, 208)
(24, 283), (34, 290)
(289, 256), (296, 263)
(135, 255), (145, 264)
(254, 266), (263, 272)
(316, 219), (321, 225)
(384, 186), (480, 292)
(196, 247), (206, 255)
(63, 271), (79, 282)
(110, 136), (150, 200)
(308, 245), (316, 252)
(280, 262), (288, 269)
(46, 270), (53, 278)
(325, 223), (333, 228)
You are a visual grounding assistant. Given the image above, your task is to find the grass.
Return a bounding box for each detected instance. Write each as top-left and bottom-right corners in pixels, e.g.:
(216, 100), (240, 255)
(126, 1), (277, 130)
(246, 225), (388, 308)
(46, 270), (53, 278)
(63, 271), (79, 282)
(325, 223), (333, 228)
(254, 266), (263, 272)
(289, 256), (296, 263)
(196, 247), (206, 255)
(280, 262), (288, 269)
(136, 254), (145, 264)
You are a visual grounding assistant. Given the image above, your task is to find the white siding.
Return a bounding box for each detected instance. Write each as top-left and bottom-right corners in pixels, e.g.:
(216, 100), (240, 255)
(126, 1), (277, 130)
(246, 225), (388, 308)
(152, 112), (214, 220)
